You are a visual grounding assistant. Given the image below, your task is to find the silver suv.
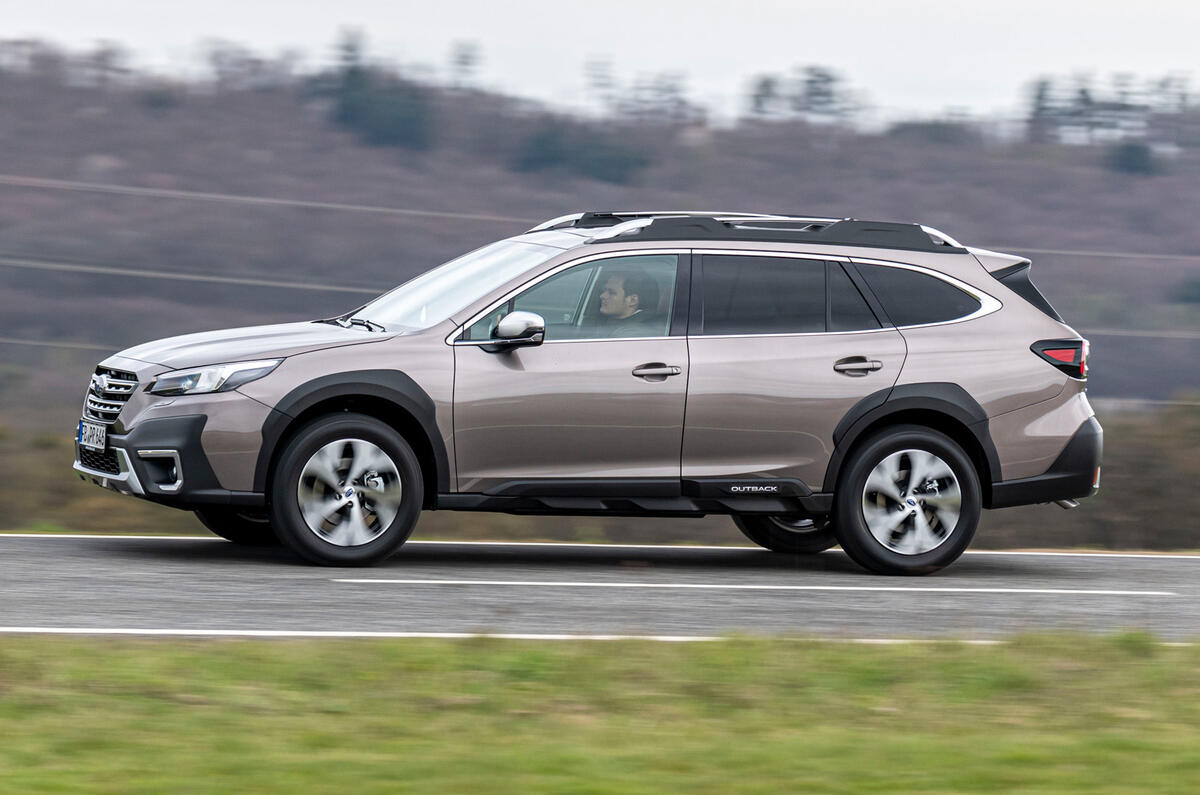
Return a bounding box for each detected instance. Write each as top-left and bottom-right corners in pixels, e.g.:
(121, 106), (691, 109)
(73, 212), (1101, 574)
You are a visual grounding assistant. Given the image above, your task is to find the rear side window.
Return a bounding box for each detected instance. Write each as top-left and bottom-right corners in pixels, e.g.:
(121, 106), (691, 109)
(828, 262), (880, 331)
(700, 255), (824, 334)
(856, 264), (981, 327)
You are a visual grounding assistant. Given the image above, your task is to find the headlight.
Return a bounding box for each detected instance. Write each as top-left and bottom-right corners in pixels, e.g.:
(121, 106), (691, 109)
(150, 359), (282, 396)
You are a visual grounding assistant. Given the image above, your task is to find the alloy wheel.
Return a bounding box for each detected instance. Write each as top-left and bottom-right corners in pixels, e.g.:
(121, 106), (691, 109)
(860, 448), (961, 555)
(296, 438), (404, 547)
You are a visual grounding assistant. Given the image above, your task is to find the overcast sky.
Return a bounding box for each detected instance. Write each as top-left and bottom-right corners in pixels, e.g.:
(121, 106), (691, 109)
(9, 1), (1200, 122)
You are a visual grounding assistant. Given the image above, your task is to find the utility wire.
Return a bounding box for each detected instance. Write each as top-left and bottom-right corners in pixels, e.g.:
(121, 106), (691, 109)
(0, 255), (378, 294)
(0, 174), (534, 224)
(4, 173), (1200, 261)
(2, 335), (1195, 408)
(2, 255), (1199, 340)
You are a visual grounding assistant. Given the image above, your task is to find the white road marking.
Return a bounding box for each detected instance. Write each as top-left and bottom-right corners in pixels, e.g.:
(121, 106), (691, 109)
(3, 534), (1200, 560)
(0, 627), (716, 641)
(0, 533), (220, 540)
(333, 579), (1175, 596)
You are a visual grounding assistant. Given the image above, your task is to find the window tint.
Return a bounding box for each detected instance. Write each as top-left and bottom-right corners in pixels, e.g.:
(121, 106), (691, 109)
(828, 262), (880, 331)
(857, 264), (981, 327)
(700, 255), (824, 335)
(464, 254), (677, 341)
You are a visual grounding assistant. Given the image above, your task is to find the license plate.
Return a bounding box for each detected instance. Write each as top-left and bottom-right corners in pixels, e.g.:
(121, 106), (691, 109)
(79, 420), (106, 451)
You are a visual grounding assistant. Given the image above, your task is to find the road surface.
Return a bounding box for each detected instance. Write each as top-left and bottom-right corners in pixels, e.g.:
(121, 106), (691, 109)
(1, 534), (1197, 641)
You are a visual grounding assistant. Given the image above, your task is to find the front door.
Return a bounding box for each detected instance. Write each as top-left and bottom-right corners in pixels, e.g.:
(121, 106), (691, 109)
(682, 253), (906, 490)
(453, 252), (688, 494)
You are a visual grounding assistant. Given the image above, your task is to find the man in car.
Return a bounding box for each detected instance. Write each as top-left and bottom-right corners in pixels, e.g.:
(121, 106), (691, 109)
(597, 270), (660, 337)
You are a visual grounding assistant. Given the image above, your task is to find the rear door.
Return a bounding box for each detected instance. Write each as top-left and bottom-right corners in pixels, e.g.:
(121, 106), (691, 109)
(682, 252), (906, 491)
(452, 251), (690, 494)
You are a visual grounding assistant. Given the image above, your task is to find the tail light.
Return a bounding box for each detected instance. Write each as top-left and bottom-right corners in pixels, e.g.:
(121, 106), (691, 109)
(1032, 338), (1088, 379)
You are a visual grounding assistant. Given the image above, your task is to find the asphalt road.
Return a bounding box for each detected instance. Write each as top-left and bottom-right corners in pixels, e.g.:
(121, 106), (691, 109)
(1, 534), (1198, 641)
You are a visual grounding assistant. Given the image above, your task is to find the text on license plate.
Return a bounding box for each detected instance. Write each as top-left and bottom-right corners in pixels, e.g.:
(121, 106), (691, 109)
(79, 420), (106, 451)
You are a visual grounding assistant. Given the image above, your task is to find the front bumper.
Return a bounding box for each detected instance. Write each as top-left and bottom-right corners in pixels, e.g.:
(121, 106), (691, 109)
(987, 416), (1103, 509)
(74, 414), (265, 509)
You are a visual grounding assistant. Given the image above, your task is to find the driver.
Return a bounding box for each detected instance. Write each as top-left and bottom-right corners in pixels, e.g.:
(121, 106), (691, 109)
(598, 270), (660, 337)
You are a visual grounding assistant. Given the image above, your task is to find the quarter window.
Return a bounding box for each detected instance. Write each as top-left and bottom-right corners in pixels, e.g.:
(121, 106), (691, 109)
(857, 264), (981, 326)
(700, 255), (825, 335)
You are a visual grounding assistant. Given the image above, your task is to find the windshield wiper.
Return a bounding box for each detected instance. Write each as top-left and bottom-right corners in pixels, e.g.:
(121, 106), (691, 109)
(343, 316), (387, 332)
(313, 314), (387, 332)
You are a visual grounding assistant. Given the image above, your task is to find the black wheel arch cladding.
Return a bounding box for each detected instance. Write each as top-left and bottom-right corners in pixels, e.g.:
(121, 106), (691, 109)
(823, 382), (1001, 493)
(253, 369), (449, 495)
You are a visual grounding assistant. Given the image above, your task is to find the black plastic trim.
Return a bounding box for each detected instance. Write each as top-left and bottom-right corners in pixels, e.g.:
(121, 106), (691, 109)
(484, 478), (680, 497)
(988, 417), (1102, 508)
(582, 216), (967, 254)
(992, 262), (1064, 322)
(823, 383), (1002, 494)
(253, 370), (450, 495)
(107, 414), (267, 508)
(435, 491), (832, 518)
(842, 261), (894, 327)
(668, 253), (693, 337)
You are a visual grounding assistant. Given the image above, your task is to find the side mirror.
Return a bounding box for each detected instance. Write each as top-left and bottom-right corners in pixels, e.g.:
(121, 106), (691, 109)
(484, 311), (545, 352)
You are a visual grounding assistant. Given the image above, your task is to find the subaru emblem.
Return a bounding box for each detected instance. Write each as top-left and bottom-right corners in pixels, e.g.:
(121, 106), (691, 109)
(906, 498), (917, 506)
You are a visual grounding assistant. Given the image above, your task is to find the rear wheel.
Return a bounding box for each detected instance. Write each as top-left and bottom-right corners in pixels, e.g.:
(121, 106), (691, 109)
(733, 515), (838, 554)
(833, 425), (980, 575)
(194, 507), (279, 546)
(269, 413), (423, 566)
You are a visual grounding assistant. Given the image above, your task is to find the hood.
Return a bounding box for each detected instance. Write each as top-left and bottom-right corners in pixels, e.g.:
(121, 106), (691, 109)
(117, 321), (395, 369)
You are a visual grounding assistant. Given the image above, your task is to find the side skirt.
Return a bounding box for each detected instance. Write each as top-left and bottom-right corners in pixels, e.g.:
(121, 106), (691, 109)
(434, 492), (834, 518)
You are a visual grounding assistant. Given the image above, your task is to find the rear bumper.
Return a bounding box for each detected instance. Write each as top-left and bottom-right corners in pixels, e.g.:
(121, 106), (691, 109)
(73, 414), (265, 509)
(987, 416), (1102, 509)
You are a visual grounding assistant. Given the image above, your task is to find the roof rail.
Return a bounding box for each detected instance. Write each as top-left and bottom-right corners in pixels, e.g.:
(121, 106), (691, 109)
(527, 211), (966, 253)
(526, 210), (836, 233)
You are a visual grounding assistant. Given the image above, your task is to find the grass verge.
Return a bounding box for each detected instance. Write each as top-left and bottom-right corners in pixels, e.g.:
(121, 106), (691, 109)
(2, 633), (1199, 792)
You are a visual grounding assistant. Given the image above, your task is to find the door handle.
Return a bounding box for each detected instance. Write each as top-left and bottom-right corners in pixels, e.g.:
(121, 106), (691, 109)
(632, 363), (682, 379)
(833, 357), (883, 377)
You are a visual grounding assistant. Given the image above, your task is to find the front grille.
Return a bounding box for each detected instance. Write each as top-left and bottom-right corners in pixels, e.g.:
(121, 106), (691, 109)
(79, 446), (121, 475)
(81, 366), (138, 424)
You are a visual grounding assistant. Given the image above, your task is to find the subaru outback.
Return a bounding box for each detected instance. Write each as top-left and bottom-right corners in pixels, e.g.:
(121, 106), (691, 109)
(73, 212), (1102, 574)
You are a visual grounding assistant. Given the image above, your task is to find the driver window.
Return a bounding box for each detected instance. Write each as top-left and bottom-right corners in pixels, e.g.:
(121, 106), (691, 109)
(464, 254), (678, 341)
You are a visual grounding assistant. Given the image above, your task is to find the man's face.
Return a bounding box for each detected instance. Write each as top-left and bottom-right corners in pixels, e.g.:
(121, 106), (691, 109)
(599, 276), (637, 319)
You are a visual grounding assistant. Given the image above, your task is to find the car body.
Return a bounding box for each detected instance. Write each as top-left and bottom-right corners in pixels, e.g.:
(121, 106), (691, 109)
(73, 211), (1102, 573)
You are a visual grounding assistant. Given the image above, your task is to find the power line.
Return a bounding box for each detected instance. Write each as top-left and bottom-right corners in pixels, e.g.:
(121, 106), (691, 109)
(4, 172), (1200, 262)
(1, 335), (1195, 408)
(0, 255), (379, 294)
(0, 336), (116, 352)
(1086, 328), (1200, 340)
(980, 245), (1200, 263)
(5, 255), (1200, 341)
(0, 174), (534, 225)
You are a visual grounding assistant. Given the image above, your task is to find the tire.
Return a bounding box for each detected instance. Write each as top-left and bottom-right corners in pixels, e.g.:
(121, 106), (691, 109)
(733, 515), (838, 554)
(194, 507), (280, 546)
(832, 424), (981, 575)
(268, 413), (423, 566)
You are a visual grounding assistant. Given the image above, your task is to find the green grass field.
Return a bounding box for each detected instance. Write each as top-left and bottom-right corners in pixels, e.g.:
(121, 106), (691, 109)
(2, 634), (1199, 793)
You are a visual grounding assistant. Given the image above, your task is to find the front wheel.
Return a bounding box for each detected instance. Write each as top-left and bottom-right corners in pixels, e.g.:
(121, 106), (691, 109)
(269, 413), (423, 566)
(733, 515), (838, 554)
(833, 425), (981, 575)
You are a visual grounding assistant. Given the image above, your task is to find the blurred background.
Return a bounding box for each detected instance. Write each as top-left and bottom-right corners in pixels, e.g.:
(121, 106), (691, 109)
(2, 0), (1198, 547)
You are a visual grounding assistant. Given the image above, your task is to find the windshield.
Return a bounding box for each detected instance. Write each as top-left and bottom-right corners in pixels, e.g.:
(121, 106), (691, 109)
(358, 240), (559, 331)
